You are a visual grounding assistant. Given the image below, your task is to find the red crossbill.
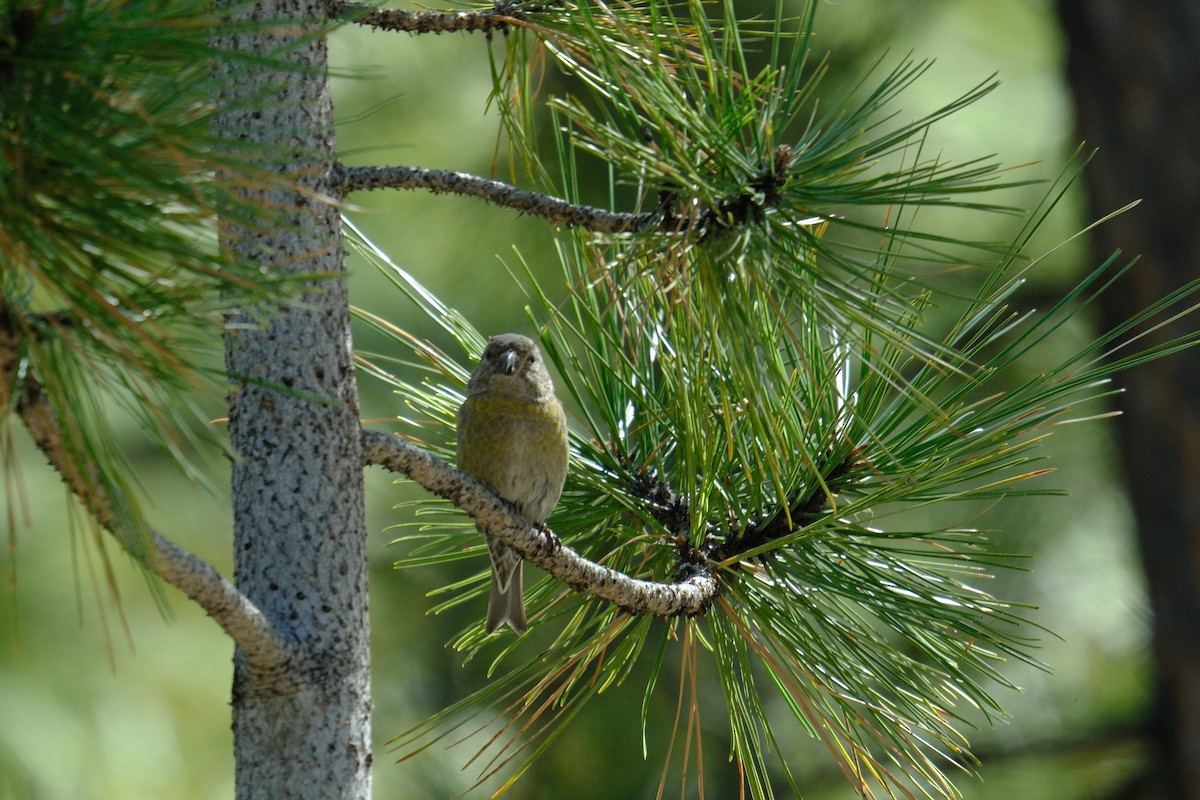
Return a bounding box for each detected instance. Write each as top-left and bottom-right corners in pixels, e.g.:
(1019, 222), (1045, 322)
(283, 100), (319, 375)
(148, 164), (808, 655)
(456, 334), (569, 634)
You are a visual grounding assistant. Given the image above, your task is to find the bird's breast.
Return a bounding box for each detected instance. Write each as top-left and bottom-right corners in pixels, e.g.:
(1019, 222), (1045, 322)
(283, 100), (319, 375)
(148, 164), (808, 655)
(456, 393), (568, 523)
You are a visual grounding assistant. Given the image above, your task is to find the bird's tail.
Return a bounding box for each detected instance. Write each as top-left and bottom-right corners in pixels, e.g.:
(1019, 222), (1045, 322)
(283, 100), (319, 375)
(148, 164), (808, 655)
(486, 538), (527, 634)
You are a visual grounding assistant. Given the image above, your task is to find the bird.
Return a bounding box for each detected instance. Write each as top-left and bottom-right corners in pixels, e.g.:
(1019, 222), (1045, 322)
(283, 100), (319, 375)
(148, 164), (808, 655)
(456, 333), (569, 634)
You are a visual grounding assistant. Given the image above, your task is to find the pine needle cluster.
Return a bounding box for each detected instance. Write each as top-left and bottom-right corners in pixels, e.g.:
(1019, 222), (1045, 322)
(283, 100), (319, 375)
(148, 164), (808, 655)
(1, 0), (308, 559)
(350, 1), (1200, 796)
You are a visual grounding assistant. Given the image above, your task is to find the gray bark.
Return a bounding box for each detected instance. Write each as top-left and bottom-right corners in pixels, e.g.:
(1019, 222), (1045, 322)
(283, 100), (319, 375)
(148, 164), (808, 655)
(212, 1), (372, 797)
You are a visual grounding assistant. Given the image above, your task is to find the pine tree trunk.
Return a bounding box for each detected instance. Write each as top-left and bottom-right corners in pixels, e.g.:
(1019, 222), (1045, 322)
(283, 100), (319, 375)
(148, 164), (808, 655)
(212, 1), (372, 797)
(1057, 3), (1200, 798)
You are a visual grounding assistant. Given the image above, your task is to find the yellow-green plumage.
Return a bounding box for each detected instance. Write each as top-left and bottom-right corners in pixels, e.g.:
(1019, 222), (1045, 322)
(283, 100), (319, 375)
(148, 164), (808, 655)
(456, 334), (569, 634)
(458, 393), (567, 521)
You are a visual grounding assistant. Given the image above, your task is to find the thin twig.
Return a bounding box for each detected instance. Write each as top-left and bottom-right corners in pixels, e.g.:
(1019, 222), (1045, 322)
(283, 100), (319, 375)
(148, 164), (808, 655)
(338, 164), (661, 233)
(14, 374), (294, 671)
(361, 429), (720, 617)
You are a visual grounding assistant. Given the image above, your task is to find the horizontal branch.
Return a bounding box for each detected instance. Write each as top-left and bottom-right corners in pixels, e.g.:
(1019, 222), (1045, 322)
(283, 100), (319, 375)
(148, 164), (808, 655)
(325, 0), (517, 33)
(362, 429), (719, 618)
(13, 374), (294, 671)
(338, 164), (660, 233)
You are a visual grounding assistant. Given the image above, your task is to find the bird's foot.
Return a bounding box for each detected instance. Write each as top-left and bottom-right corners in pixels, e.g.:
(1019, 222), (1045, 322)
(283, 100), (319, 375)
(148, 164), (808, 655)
(537, 522), (561, 554)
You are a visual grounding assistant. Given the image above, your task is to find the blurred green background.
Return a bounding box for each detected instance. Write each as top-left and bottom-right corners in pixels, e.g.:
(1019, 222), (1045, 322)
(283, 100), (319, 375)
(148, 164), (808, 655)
(0, 1), (1153, 798)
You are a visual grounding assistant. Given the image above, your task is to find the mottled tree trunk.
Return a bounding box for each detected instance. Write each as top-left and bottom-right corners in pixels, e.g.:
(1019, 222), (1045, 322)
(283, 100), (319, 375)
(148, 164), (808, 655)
(212, 1), (372, 797)
(1057, 3), (1200, 798)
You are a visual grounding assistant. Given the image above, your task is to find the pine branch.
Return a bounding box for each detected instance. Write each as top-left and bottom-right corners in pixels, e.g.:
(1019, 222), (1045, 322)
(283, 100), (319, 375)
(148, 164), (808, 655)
(707, 454), (858, 564)
(337, 154), (799, 237)
(361, 429), (719, 617)
(324, 0), (521, 34)
(11, 369), (294, 673)
(338, 164), (660, 232)
(148, 533), (296, 681)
